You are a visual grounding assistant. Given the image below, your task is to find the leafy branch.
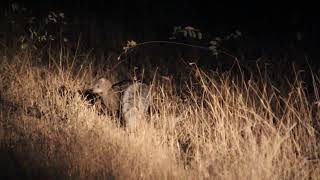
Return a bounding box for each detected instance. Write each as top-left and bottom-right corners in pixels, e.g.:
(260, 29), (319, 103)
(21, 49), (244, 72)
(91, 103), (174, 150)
(118, 26), (242, 61)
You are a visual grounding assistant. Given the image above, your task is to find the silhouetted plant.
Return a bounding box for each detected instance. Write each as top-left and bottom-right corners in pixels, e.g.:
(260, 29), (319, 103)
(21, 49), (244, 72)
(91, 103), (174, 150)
(118, 26), (242, 61)
(4, 1), (68, 50)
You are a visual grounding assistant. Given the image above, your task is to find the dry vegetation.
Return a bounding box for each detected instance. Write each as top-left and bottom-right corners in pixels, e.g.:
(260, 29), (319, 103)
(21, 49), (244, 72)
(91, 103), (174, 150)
(0, 47), (320, 180)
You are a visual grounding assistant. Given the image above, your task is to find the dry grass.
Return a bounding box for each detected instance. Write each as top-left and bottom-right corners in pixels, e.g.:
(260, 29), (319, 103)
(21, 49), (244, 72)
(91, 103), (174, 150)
(0, 48), (319, 180)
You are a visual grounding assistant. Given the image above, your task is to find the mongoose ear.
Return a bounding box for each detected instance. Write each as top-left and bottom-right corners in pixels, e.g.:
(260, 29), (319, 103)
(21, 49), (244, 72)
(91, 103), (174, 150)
(95, 78), (106, 85)
(97, 78), (112, 89)
(97, 77), (107, 82)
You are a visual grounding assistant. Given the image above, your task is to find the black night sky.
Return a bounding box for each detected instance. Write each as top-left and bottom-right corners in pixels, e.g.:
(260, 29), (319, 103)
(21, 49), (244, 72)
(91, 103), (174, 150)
(18, 1), (318, 32)
(2, 1), (320, 64)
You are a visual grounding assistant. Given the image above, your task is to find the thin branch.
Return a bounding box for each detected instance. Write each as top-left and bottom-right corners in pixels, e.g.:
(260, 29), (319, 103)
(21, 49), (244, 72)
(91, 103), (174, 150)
(117, 40), (237, 61)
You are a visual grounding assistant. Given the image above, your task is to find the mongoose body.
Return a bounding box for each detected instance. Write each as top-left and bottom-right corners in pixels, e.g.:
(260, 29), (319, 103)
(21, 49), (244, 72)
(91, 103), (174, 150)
(121, 82), (151, 129)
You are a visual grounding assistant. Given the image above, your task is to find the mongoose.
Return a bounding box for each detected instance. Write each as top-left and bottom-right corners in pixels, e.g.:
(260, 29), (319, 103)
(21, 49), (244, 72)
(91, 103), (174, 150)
(92, 78), (151, 129)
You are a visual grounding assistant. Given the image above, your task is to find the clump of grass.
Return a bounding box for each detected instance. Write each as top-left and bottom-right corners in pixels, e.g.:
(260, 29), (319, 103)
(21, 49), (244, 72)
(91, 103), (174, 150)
(0, 47), (319, 180)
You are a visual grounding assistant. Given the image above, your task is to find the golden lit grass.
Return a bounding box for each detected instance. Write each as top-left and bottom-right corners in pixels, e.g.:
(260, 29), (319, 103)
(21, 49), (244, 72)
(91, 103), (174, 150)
(0, 49), (319, 179)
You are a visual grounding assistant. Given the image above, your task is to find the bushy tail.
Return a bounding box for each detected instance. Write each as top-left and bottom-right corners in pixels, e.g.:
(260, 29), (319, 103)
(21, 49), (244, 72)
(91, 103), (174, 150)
(121, 82), (151, 130)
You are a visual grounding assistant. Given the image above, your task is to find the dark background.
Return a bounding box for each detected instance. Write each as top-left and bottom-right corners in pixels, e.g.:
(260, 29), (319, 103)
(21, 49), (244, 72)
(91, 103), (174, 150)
(17, 1), (319, 35)
(1, 1), (320, 65)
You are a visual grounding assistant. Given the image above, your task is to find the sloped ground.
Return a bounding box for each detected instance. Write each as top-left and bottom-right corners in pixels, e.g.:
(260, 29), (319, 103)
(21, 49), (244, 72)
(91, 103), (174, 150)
(0, 48), (319, 179)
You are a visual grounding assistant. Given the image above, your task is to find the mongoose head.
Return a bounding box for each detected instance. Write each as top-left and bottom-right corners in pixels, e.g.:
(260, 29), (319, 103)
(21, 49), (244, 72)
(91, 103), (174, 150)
(92, 78), (112, 95)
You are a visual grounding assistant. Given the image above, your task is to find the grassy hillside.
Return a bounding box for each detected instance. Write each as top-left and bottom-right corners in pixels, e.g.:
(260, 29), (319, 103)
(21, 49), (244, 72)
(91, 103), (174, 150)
(0, 46), (319, 180)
